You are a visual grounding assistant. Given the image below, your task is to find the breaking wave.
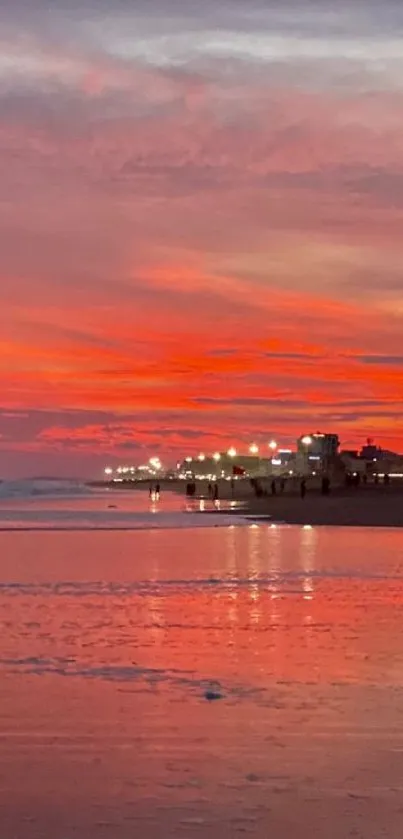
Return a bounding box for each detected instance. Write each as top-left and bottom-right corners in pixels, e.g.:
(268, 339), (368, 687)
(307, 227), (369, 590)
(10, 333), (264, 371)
(0, 478), (92, 499)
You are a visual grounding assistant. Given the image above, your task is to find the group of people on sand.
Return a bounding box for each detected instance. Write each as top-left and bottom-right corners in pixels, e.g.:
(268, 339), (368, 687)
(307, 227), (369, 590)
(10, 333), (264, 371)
(345, 471), (390, 487)
(149, 483), (161, 500)
(250, 474), (332, 500)
(298, 475), (331, 498)
(186, 481), (220, 501)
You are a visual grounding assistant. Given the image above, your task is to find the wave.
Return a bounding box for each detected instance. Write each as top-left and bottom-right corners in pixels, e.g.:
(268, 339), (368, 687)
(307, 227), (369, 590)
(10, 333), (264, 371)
(0, 478), (93, 499)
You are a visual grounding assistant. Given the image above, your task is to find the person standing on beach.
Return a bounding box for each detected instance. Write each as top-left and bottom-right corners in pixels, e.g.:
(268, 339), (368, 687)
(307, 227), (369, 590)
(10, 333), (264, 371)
(300, 478), (306, 499)
(321, 476), (330, 495)
(271, 479), (276, 496)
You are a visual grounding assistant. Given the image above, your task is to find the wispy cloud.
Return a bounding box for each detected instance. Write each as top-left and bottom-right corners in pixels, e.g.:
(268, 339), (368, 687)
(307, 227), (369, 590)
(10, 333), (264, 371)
(1, 0), (403, 474)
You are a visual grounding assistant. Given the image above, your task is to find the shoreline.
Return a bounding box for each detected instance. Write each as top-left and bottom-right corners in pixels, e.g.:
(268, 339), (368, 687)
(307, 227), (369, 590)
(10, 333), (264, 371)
(95, 479), (403, 528)
(234, 488), (403, 528)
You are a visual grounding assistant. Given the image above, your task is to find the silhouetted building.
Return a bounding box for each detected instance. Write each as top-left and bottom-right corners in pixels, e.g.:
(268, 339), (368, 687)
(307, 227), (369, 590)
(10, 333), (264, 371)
(296, 432), (339, 474)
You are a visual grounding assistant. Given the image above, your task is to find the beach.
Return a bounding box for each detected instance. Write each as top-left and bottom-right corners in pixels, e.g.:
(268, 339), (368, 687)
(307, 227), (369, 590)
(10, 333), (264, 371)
(0, 485), (403, 836)
(106, 478), (403, 528)
(238, 484), (403, 527)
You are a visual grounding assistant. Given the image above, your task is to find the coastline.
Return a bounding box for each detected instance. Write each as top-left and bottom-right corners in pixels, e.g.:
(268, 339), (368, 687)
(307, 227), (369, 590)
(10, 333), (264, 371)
(95, 478), (403, 528)
(236, 486), (403, 528)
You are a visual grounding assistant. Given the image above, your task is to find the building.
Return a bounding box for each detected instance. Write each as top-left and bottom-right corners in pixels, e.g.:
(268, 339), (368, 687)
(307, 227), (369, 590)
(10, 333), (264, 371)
(360, 439), (399, 462)
(270, 449), (296, 475)
(296, 432), (340, 474)
(176, 453), (271, 480)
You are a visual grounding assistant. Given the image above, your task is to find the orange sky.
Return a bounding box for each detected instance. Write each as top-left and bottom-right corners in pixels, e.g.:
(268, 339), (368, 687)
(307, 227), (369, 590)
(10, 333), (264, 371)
(1, 1), (403, 475)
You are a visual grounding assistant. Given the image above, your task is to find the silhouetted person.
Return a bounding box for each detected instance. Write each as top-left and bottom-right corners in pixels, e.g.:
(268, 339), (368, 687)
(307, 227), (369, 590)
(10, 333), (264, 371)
(384, 473), (390, 485)
(207, 482), (213, 498)
(280, 478), (285, 493)
(230, 477), (235, 496)
(374, 473), (379, 485)
(213, 483), (219, 501)
(300, 478), (306, 499)
(149, 484), (154, 498)
(363, 473), (368, 485)
(271, 479), (277, 496)
(321, 476), (330, 495)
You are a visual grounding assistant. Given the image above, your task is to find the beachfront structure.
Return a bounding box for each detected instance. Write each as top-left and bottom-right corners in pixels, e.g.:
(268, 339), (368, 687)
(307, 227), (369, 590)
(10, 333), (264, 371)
(270, 448), (295, 474)
(177, 453), (272, 480)
(104, 458), (164, 482)
(296, 432), (340, 475)
(177, 448), (298, 480)
(360, 440), (400, 462)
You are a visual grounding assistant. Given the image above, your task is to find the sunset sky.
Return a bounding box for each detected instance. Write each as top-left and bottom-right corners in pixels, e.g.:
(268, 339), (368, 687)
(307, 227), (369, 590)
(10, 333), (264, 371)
(1, 0), (403, 477)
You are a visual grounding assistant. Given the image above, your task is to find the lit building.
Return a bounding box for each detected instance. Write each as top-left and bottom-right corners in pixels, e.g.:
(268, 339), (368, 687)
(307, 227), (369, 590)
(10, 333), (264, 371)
(270, 449), (296, 475)
(360, 439), (399, 462)
(296, 432), (340, 474)
(104, 458), (164, 482)
(176, 453), (271, 480)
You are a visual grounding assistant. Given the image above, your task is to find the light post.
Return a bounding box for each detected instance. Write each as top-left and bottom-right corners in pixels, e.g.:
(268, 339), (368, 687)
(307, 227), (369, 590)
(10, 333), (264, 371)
(301, 435), (313, 475)
(227, 447), (237, 481)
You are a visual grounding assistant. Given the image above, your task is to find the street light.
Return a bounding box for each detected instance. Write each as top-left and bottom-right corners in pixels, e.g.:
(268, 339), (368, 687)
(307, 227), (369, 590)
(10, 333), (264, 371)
(104, 467), (113, 476)
(268, 440), (277, 451)
(301, 435), (313, 477)
(227, 447), (237, 457)
(213, 452), (221, 462)
(198, 453), (206, 461)
(249, 443), (259, 454)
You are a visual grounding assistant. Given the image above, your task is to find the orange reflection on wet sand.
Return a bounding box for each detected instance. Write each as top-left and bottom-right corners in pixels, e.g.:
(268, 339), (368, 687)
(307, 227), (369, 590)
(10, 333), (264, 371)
(1, 525), (403, 837)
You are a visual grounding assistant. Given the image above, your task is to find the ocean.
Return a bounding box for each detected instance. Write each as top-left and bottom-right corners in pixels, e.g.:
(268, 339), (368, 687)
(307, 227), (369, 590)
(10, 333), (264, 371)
(0, 478), (243, 530)
(0, 479), (402, 837)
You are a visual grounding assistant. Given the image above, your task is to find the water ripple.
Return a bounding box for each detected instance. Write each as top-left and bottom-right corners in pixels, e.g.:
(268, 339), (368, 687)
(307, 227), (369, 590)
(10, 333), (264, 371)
(0, 655), (269, 702)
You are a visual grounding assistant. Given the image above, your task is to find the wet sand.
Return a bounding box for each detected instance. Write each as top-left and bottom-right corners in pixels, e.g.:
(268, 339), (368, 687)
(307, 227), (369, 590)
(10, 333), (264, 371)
(240, 485), (403, 527)
(103, 478), (403, 528)
(1, 526), (403, 837)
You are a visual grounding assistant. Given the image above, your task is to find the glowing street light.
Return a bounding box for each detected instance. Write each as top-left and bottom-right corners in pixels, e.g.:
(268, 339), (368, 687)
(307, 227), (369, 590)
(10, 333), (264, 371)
(104, 467), (113, 476)
(268, 440), (277, 451)
(227, 447), (237, 458)
(198, 453), (206, 461)
(301, 435), (313, 446)
(213, 452), (221, 462)
(249, 443), (259, 454)
(185, 456), (192, 463)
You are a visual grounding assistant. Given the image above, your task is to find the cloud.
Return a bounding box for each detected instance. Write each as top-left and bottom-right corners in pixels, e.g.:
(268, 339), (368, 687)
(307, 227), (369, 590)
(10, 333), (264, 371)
(1, 0), (403, 474)
(355, 355), (403, 366)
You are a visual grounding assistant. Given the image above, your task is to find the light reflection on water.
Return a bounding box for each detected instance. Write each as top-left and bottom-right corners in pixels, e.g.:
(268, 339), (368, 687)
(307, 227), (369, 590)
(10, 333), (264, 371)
(0, 488), (245, 530)
(0, 525), (403, 837)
